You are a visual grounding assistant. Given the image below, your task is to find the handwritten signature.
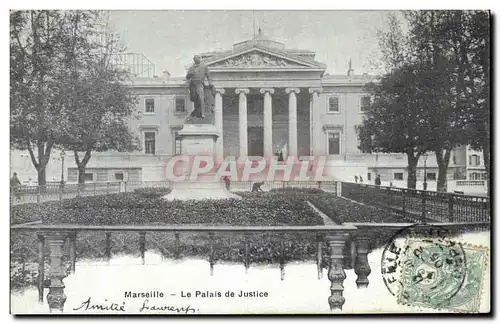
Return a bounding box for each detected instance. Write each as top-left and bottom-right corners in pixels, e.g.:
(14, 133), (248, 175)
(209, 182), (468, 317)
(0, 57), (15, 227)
(73, 297), (196, 314)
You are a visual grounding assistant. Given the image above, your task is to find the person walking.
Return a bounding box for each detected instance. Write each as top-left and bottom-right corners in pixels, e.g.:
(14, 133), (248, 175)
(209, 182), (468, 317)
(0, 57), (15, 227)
(223, 176), (231, 191)
(359, 175), (363, 184)
(251, 181), (265, 193)
(354, 175), (358, 183)
(375, 174), (381, 186)
(10, 172), (22, 199)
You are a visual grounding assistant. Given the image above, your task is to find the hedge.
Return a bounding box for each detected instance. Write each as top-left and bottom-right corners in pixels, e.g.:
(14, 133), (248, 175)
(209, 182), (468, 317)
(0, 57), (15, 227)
(308, 193), (413, 224)
(11, 192), (324, 226)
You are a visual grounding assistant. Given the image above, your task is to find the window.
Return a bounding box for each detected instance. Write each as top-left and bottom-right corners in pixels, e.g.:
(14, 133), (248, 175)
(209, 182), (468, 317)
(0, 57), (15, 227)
(470, 172), (480, 180)
(97, 170), (107, 182)
(175, 98), (186, 113)
(115, 172), (124, 181)
(481, 173), (487, 180)
(145, 132), (156, 155)
(128, 169), (140, 182)
(145, 99), (155, 113)
(360, 96), (371, 112)
(327, 132), (341, 155)
(367, 173), (371, 181)
(469, 154), (480, 166)
(84, 173), (94, 182)
(173, 129), (182, 155)
(427, 172), (436, 181)
(328, 97), (339, 113)
(394, 173), (404, 180)
(68, 169), (77, 182)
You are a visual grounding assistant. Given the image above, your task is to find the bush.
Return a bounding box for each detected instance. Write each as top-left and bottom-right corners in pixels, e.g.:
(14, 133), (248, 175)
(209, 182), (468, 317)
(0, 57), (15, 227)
(11, 192), (324, 226)
(269, 187), (324, 194)
(134, 187), (171, 198)
(308, 193), (413, 224)
(10, 201), (61, 225)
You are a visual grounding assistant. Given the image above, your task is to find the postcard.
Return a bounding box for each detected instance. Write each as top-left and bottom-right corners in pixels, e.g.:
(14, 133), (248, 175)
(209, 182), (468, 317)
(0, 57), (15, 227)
(9, 9), (491, 315)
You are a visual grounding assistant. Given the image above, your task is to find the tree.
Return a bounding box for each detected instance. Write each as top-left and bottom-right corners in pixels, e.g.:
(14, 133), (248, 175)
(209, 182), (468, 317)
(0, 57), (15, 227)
(404, 11), (469, 192)
(357, 62), (434, 189)
(58, 15), (140, 184)
(63, 66), (140, 184)
(360, 11), (490, 193)
(10, 11), (84, 186)
(358, 13), (431, 189)
(462, 11), (490, 196)
(11, 10), (140, 186)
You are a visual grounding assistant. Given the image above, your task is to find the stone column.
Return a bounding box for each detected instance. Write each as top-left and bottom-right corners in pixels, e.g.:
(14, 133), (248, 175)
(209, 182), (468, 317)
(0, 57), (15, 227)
(214, 88), (225, 161)
(309, 88), (321, 157)
(260, 88), (274, 159)
(354, 235), (372, 288)
(326, 233), (349, 311)
(235, 88), (250, 159)
(45, 232), (68, 313)
(286, 88), (300, 158)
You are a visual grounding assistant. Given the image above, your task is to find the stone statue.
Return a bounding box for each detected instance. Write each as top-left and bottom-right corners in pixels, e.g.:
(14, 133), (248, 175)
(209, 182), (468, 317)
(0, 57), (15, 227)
(186, 55), (215, 119)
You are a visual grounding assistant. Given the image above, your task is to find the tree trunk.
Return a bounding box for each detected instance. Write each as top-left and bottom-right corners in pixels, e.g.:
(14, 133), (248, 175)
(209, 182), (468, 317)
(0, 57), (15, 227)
(37, 166), (46, 187)
(77, 165), (86, 185)
(27, 141), (53, 187)
(74, 149), (93, 185)
(435, 148), (451, 192)
(406, 151), (419, 189)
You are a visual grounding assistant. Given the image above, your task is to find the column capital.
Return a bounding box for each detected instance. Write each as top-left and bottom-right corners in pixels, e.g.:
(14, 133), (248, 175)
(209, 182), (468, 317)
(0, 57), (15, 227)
(215, 88), (225, 94)
(308, 87), (323, 94)
(235, 88), (250, 95)
(259, 88), (275, 94)
(285, 88), (300, 94)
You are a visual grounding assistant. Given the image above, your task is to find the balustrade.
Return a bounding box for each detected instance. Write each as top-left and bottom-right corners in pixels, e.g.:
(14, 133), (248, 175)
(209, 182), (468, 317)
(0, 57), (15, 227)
(12, 223), (360, 313)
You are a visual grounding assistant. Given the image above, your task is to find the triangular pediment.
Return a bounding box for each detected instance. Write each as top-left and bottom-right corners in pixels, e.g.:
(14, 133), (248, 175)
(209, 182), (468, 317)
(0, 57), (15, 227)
(205, 47), (324, 69)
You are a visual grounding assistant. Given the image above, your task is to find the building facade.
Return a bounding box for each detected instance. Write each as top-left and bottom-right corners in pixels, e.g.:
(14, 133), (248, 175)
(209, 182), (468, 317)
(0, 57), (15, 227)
(10, 35), (487, 188)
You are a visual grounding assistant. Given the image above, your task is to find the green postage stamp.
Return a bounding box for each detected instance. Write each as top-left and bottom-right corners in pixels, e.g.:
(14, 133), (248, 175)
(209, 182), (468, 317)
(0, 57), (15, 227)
(397, 237), (488, 313)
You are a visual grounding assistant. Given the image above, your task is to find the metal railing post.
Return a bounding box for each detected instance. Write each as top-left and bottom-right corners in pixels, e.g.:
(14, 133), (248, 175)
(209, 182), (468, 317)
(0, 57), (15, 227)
(448, 195), (454, 222)
(421, 190), (427, 222)
(401, 189), (406, 213)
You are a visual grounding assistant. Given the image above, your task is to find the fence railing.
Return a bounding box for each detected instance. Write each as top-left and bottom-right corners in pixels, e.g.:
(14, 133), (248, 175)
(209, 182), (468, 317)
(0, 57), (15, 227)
(340, 182), (490, 223)
(10, 180), (338, 206)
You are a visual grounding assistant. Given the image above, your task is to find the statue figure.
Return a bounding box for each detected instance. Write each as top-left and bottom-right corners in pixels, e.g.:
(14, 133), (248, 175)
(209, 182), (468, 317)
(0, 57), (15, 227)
(186, 55), (214, 118)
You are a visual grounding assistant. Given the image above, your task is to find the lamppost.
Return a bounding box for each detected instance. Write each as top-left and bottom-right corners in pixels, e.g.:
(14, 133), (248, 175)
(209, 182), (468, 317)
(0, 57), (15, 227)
(423, 153), (428, 191)
(60, 150), (66, 186)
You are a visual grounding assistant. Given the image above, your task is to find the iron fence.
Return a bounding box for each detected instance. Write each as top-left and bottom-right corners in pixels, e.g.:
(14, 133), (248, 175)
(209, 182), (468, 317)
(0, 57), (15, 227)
(10, 180), (338, 206)
(340, 182), (490, 223)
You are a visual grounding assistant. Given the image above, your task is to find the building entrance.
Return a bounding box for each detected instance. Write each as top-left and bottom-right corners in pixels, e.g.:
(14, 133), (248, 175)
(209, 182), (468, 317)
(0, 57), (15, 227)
(248, 126), (264, 157)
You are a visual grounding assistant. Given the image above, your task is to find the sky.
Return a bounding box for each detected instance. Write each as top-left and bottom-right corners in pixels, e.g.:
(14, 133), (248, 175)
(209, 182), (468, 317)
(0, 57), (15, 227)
(107, 10), (396, 77)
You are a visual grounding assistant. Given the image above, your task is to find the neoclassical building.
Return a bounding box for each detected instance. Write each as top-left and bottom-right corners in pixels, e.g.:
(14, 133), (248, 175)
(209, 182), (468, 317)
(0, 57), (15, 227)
(10, 34), (486, 187)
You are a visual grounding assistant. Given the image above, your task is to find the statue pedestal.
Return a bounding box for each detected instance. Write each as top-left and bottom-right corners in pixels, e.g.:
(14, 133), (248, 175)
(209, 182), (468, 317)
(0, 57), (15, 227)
(163, 117), (241, 201)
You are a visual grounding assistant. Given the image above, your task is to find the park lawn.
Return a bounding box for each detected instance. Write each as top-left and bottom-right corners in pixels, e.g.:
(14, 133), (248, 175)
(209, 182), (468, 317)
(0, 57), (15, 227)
(307, 193), (415, 224)
(10, 190), (324, 226)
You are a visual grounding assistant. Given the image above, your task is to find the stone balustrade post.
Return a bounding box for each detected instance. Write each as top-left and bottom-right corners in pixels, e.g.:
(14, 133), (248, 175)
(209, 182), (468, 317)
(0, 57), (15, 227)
(354, 234), (372, 288)
(326, 233), (349, 311)
(45, 232), (69, 313)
